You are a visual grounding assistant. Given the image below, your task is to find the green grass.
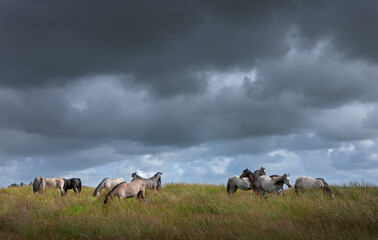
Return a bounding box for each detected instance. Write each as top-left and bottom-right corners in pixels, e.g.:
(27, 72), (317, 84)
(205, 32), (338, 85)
(0, 183), (377, 239)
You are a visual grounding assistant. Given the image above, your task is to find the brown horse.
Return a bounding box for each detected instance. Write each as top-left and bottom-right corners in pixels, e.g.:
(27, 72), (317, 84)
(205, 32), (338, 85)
(239, 168), (260, 195)
(104, 179), (146, 204)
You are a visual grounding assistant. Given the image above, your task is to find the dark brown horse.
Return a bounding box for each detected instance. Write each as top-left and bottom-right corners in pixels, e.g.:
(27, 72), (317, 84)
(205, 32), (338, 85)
(239, 168), (260, 195)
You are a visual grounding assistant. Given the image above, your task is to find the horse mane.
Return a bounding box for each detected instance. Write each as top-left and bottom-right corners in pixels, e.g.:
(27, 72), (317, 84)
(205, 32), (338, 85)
(94, 177), (110, 195)
(274, 174), (286, 186)
(241, 169), (259, 180)
(33, 176), (44, 193)
(104, 182), (125, 204)
(133, 173), (143, 179)
(316, 178), (333, 197)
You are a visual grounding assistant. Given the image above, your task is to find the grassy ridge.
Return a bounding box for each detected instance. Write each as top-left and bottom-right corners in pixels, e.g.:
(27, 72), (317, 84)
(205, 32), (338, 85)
(0, 183), (377, 239)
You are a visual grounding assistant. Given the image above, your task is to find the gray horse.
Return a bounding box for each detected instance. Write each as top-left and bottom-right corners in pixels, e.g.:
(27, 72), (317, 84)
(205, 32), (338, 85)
(33, 176), (66, 196)
(295, 176), (333, 198)
(131, 172), (162, 191)
(227, 167), (267, 194)
(93, 177), (126, 197)
(258, 173), (292, 198)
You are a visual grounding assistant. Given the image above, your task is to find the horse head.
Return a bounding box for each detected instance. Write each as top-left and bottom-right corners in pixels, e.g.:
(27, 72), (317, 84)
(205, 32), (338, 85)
(240, 169), (252, 178)
(284, 173), (292, 188)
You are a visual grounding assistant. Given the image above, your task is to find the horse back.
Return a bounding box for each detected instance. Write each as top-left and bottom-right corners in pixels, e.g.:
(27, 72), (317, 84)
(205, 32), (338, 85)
(129, 179), (146, 192)
(295, 176), (320, 189)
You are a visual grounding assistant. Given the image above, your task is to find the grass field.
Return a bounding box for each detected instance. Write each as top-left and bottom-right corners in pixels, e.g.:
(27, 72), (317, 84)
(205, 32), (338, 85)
(0, 182), (377, 239)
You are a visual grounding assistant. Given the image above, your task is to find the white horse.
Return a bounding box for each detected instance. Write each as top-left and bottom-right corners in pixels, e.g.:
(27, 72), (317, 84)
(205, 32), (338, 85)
(33, 176), (66, 196)
(93, 177), (126, 197)
(227, 167), (267, 194)
(258, 173), (292, 198)
(295, 176), (333, 198)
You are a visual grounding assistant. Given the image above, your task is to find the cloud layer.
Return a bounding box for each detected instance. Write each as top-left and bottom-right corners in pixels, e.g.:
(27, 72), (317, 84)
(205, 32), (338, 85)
(0, 0), (377, 187)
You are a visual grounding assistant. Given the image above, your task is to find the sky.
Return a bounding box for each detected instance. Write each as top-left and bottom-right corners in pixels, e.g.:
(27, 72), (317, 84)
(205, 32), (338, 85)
(0, 0), (377, 188)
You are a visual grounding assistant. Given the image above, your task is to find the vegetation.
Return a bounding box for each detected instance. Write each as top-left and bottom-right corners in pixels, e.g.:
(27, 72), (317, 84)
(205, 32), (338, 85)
(0, 183), (377, 239)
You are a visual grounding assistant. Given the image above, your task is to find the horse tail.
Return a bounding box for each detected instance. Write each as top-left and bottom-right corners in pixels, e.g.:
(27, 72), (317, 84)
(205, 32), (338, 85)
(78, 178), (82, 193)
(318, 178), (333, 198)
(104, 182), (123, 204)
(63, 178), (67, 193)
(227, 179), (231, 194)
(157, 176), (162, 190)
(94, 178), (109, 196)
(33, 176), (44, 193)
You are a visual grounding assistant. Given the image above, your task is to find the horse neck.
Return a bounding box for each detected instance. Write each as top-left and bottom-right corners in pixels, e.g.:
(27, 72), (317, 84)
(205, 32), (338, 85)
(274, 175), (286, 186)
(254, 169), (264, 176)
(150, 174), (161, 181)
(95, 178), (109, 193)
(317, 178), (333, 197)
(246, 172), (258, 182)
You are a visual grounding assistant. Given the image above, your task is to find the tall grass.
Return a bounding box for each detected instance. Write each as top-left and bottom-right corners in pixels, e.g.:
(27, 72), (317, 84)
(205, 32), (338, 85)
(0, 183), (377, 239)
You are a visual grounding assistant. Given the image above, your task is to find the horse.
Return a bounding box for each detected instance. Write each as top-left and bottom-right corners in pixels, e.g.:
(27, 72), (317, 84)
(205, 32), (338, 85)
(33, 176), (46, 193)
(32, 176), (65, 196)
(63, 178), (82, 194)
(93, 177), (126, 197)
(104, 180), (146, 204)
(267, 174), (283, 195)
(258, 173), (292, 198)
(253, 167), (268, 176)
(227, 167), (267, 194)
(295, 176), (333, 198)
(239, 169), (261, 195)
(131, 172), (162, 191)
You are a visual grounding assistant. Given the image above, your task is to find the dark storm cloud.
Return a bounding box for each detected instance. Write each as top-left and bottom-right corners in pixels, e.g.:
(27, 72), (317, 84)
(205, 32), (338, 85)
(294, 1), (378, 62)
(0, 0), (336, 95)
(0, 1), (378, 186)
(1, 0), (376, 96)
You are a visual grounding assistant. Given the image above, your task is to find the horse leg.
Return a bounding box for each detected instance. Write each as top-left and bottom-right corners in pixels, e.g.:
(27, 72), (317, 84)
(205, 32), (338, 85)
(262, 190), (266, 199)
(259, 186), (265, 199)
(140, 190), (146, 201)
(252, 186), (259, 195)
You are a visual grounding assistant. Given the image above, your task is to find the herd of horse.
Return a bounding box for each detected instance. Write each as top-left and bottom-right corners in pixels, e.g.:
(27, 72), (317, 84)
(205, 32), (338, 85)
(32, 167), (333, 204)
(32, 172), (163, 203)
(227, 167), (333, 198)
